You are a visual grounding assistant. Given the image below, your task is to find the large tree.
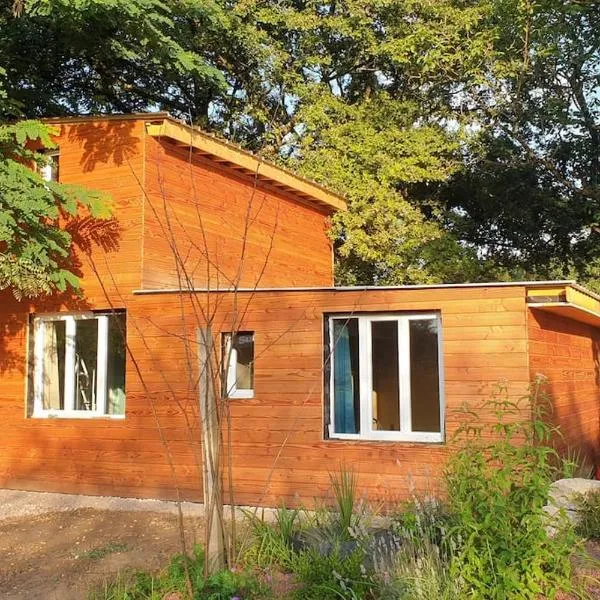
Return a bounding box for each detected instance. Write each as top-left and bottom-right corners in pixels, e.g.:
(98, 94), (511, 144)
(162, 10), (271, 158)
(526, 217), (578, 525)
(0, 0), (227, 298)
(439, 0), (600, 288)
(2, 0), (598, 291)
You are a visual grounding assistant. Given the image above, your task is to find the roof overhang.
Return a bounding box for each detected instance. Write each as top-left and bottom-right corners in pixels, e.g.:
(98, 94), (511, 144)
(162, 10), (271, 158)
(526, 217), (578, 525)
(526, 282), (600, 328)
(145, 117), (347, 213)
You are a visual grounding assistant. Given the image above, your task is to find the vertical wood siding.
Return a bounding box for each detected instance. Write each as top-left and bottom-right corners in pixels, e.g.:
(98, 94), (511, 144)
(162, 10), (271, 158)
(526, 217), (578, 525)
(527, 308), (600, 466)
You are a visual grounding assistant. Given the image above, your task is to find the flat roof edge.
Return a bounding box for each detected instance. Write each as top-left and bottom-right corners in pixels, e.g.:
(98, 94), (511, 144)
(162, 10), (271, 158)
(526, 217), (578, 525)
(41, 112), (170, 124)
(132, 280), (580, 295)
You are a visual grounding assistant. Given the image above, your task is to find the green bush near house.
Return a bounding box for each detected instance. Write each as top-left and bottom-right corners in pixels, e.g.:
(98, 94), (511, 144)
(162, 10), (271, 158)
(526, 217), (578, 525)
(575, 491), (600, 541)
(91, 384), (593, 600)
(444, 384), (579, 599)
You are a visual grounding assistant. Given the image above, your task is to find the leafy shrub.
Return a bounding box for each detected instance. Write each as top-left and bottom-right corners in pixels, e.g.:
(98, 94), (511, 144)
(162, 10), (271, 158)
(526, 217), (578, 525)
(391, 497), (450, 551)
(89, 544), (265, 600)
(291, 547), (374, 600)
(381, 499), (462, 599)
(445, 382), (577, 599)
(575, 490), (600, 540)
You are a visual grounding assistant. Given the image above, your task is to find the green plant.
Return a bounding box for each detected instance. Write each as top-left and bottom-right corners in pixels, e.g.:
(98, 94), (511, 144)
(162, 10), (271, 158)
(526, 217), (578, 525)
(557, 446), (595, 480)
(78, 542), (130, 560)
(89, 544), (266, 600)
(275, 504), (300, 548)
(379, 538), (465, 600)
(392, 498), (449, 550)
(575, 490), (600, 540)
(380, 499), (460, 599)
(241, 507), (297, 569)
(291, 547), (374, 600)
(329, 466), (359, 538)
(445, 380), (578, 599)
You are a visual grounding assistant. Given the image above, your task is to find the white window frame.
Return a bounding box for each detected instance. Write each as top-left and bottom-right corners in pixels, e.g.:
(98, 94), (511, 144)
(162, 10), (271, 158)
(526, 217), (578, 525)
(223, 332), (254, 399)
(38, 150), (59, 182)
(31, 312), (124, 419)
(327, 313), (444, 443)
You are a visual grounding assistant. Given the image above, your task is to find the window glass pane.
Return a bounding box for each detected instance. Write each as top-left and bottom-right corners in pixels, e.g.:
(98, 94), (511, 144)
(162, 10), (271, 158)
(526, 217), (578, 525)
(332, 319), (360, 434)
(233, 333), (253, 390)
(371, 321), (400, 431)
(410, 319), (440, 432)
(42, 320), (65, 410)
(74, 319), (98, 411)
(107, 313), (126, 415)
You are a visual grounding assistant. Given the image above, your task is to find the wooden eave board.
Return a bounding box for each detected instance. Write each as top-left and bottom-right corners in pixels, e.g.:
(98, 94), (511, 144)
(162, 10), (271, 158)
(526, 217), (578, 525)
(528, 303), (600, 328)
(145, 120), (347, 213)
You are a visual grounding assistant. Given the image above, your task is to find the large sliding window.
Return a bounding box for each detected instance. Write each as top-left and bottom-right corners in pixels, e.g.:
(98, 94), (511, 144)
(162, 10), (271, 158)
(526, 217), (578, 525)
(327, 313), (443, 443)
(31, 311), (126, 418)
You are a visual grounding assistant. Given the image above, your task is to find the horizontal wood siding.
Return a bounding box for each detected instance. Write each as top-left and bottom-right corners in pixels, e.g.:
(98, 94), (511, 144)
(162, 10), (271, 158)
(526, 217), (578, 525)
(0, 120), (202, 500)
(142, 138), (334, 290)
(123, 286), (532, 507)
(527, 308), (600, 465)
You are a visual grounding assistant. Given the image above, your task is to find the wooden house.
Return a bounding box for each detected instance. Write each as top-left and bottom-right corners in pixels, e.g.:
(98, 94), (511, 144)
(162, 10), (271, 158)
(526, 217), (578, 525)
(1, 114), (598, 507)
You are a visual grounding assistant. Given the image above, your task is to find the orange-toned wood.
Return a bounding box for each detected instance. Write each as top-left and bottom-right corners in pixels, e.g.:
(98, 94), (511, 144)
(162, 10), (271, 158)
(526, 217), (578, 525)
(527, 308), (600, 466)
(0, 115), (343, 502)
(2, 283), (536, 505)
(2, 116), (597, 507)
(142, 137), (334, 289)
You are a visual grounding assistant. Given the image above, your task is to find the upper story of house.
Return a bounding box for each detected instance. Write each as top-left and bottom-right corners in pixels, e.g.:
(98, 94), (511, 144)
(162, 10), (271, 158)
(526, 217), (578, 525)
(40, 113), (346, 304)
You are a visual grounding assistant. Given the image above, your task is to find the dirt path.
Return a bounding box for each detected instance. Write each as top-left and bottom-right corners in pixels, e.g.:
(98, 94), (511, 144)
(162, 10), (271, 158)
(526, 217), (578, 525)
(0, 508), (204, 600)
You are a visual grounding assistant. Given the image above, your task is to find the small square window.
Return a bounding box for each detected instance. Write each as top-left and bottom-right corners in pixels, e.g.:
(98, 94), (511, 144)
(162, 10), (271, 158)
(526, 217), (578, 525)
(222, 332), (254, 399)
(37, 150), (59, 182)
(30, 311), (126, 418)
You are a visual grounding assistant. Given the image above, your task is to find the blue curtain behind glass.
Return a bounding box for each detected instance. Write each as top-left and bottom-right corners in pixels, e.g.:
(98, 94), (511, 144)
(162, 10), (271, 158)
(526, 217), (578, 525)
(333, 322), (357, 434)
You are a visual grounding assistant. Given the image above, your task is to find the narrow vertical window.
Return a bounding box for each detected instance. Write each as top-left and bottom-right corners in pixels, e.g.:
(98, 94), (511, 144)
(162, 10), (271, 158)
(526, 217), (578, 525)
(409, 318), (441, 433)
(223, 332), (254, 399)
(332, 319), (360, 435)
(371, 321), (400, 432)
(39, 150), (59, 182)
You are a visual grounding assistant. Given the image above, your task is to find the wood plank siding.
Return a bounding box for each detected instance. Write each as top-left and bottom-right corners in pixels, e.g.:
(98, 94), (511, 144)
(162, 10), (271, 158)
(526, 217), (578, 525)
(527, 307), (600, 465)
(0, 115), (336, 501)
(142, 135), (335, 290)
(0, 115), (597, 508)
(117, 286), (533, 507)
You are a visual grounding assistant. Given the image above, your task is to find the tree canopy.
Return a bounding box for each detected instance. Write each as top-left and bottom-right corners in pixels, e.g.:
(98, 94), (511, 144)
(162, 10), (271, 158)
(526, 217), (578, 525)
(1, 0), (598, 293)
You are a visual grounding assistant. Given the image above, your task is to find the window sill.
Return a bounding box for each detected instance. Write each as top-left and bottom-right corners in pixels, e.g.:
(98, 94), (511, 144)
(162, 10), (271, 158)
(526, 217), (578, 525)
(328, 432), (444, 444)
(226, 390), (255, 399)
(31, 411), (125, 420)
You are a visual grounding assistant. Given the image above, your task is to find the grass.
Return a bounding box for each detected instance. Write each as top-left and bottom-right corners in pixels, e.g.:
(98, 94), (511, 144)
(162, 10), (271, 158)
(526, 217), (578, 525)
(575, 490), (600, 540)
(89, 544), (268, 600)
(77, 541), (130, 560)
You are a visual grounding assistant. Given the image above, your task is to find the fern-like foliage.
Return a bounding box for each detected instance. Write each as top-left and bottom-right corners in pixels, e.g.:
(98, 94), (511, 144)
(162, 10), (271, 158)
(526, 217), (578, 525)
(0, 120), (110, 299)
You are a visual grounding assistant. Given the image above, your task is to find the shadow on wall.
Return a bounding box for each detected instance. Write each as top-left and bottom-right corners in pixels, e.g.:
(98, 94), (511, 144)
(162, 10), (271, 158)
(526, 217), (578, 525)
(534, 310), (600, 469)
(65, 120), (140, 172)
(0, 290), (94, 376)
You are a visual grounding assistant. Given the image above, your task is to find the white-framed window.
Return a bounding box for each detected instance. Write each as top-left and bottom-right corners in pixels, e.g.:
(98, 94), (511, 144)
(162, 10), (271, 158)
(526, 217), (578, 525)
(30, 311), (126, 418)
(38, 149), (60, 182)
(326, 313), (444, 443)
(222, 332), (254, 399)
